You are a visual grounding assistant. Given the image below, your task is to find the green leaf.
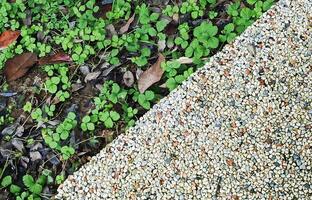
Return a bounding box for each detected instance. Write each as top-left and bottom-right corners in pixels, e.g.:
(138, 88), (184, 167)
(148, 27), (157, 36)
(60, 131), (69, 140)
(51, 77), (60, 84)
(1, 175), (12, 187)
(36, 175), (46, 185)
(49, 141), (58, 149)
(112, 83), (120, 94)
(191, 11), (198, 19)
(156, 20), (169, 32)
(99, 111), (109, 122)
(52, 133), (60, 142)
(23, 175), (35, 188)
(117, 91), (127, 99)
(67, 147), (75, 155)
(87, 123), (95, 131)
(185, 46), (194, 57)
(247, 0), (257, 4)
(175, 75), (185, 83)
(141, 48), (151, 57)
(166, 78), (177, 91)
(10, 184), (21, 194)
(150, 13), (160, 22)
(104, 118), (114, 128)
(30, 183), (42, 195)
(145, 91), (155, 101)
(82, 116), (91, 123)
(110, 111), (120, 121)
(141, 101), (150, 110)
(207, 37), (219, 49)
(224, 23), (235, 33)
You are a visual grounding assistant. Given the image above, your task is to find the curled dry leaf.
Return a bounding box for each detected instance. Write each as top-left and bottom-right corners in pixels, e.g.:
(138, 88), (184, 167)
(123, 71), (134, 87)
(0, 30), (20, 50)
(84, 71), (101, 83)
(38, 52), (72, 66)
(138, 53), (165, 93)
(119, 14), (135, 34)
(4, 52), (38, 82)
(177, 57), (193, 64)
(136, 68), (143, 80)
(106, 24), (117, 36)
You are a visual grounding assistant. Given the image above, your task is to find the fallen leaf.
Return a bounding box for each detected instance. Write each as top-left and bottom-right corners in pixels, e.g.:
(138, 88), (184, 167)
(11, 138), (24, 152)
(30, 143), (43, 151)
(177, 57), (193, 64)
(102, 65), (116, 76)
(0, 92), (17, 97)
(136, 68), (143, 80)
(226, 159), (235, 166)
(84, 71), (101, 83)
(79, 65), (91, 76)
(106, 24), (117, 35)
(29, 151), (42, 161)
(20, 156), (29, 168)
(0, 30), (20, 50)
(4, 52), (38, 81)
(157, 40), (166, 51)
(38, 52), (72, 66)
(123, 71), (134, 87)
(71, 83), (84, 92)
(138, 53), (165, 93)
(119, 14), (135, 34)
(172, 13), (179, 22)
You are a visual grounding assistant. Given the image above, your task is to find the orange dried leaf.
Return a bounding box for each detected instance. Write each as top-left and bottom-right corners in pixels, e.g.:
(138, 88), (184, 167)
(38, 52), (72, 66)
(138, 53), (165, 93)
(4, 52), (38, 82)
(0, 30), (20, 50)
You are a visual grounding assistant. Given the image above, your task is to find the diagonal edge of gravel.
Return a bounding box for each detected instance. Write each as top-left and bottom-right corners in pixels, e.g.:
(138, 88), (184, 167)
(57, 0), (312, 199)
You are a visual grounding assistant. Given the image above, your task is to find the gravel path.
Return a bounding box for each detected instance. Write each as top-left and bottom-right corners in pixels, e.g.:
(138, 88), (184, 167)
(57, 0), (312, 199)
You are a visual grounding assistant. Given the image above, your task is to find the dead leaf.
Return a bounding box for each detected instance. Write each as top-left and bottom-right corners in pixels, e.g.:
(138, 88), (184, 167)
(4, 52), (38, 82)
(29, 151), (42, 161)
(0, 30), (20, 50)
(157, 40), (166, 52)
(106, 24), (117, 36)
(136, 68), (143, 80)
(226, 159), (235, 166)
(38, 52), (72, 66)
(123, 71), (134, 87)
(119, 14), (135, 34)
(172, 13), (179, 22)
(71, 83), (84, 92)
(138, 53), (165, 93)
(11, 138), (24, 152)
(177, 57), (193, 64)
(84, 71), (101, 83)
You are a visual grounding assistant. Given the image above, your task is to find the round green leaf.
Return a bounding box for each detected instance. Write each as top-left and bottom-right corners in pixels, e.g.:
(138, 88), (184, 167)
(1, 175), (12, 187)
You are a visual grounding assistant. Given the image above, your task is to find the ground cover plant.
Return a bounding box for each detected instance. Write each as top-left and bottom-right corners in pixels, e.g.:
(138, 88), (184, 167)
(0, 0), (275, 199)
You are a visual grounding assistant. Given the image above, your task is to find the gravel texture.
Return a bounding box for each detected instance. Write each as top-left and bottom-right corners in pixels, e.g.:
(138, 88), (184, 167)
(57, 0), (312, 199)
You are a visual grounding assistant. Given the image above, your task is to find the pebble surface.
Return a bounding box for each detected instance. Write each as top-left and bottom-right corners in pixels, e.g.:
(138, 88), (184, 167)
(57, 0), (312, 199)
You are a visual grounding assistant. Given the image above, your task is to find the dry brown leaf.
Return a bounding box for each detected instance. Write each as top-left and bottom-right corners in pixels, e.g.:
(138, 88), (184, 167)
(84, 71), (101, 83)
(0, 30), (20, 50)
(123, 71), (134, 87)
(38, 52), (72, 66)
(226, 159), (235, 166)
(119, 14), (135, 34)
(138, 53), (165, 93)
(177, 57), (193, 64)
(4, 52), (38, 82)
